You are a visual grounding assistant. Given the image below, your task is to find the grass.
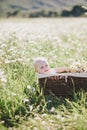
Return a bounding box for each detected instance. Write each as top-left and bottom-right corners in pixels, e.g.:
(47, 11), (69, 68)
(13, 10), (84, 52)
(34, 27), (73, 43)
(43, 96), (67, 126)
(0, 18), (87, 130)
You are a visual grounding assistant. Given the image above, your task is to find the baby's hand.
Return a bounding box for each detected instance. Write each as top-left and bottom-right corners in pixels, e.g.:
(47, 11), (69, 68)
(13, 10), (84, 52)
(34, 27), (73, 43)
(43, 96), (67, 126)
(56, 68), (72, 73)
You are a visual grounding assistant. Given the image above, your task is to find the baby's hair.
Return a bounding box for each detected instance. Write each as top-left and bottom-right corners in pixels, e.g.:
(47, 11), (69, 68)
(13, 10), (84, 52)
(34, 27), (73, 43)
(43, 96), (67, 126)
(33, 57), (49, 72)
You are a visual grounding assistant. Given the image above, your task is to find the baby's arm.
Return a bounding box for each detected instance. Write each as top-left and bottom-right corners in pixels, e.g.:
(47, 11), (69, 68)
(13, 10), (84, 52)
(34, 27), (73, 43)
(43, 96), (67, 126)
(48, 67), (72, 80)
(55, 67), (72, 73)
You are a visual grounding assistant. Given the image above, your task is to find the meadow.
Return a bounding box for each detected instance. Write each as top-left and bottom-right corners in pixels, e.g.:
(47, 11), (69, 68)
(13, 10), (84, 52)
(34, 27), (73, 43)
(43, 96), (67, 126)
(0, 18), (87, 130)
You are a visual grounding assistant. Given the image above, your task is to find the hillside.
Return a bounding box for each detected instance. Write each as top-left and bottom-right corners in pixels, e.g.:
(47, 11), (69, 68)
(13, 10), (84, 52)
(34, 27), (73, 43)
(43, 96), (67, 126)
(0, 0), (87, 11)
(0, 0), (87, 17)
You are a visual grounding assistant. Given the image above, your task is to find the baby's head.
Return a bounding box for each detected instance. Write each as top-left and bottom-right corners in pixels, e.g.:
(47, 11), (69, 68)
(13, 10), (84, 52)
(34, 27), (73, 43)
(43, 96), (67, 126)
(34, 57), (50, 74)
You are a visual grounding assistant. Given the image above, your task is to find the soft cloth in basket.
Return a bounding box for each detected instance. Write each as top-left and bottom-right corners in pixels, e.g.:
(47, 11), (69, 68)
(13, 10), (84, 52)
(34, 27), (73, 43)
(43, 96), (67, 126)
(38, 73), (87, 96)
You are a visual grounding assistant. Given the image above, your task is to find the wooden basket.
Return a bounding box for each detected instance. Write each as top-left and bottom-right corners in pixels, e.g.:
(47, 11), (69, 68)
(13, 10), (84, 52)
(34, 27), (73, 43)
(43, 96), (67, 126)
(38, 73), (87, 96)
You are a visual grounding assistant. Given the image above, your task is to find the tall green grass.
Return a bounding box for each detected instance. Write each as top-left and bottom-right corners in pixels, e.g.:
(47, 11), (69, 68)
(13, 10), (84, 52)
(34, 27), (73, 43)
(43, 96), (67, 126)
(0, 18), (87, 129)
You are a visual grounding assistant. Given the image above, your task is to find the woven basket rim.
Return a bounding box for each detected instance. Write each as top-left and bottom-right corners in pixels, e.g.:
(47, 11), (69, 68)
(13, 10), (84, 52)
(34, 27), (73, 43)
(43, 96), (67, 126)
(38, 72), (87, 79)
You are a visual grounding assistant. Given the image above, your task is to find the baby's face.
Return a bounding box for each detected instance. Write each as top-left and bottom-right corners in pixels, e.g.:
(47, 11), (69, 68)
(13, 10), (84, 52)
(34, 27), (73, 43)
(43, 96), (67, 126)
(37, 61), (50, 74)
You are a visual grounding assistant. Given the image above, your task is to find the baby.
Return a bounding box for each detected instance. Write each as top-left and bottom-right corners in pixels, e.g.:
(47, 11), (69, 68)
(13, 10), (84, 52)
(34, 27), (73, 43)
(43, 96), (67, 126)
(34, 57), (71, 74)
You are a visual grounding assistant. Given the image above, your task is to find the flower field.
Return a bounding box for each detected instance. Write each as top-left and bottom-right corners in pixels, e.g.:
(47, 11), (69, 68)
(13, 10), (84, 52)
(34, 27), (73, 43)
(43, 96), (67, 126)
(0, 18), (87, 130)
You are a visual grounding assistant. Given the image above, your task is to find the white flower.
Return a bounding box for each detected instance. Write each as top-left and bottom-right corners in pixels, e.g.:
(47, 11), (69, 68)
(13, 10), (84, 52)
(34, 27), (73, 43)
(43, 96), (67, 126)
(23, 98), (29, 104)
(29, 105), (33, 112)
(27, 85), (35, 92)
(27, 85), (31, 89)
(50, 107), (55, 113)
(56, 114), (61, 119)
(0, 69), (7, 83)
(1, 77), (7, 83)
